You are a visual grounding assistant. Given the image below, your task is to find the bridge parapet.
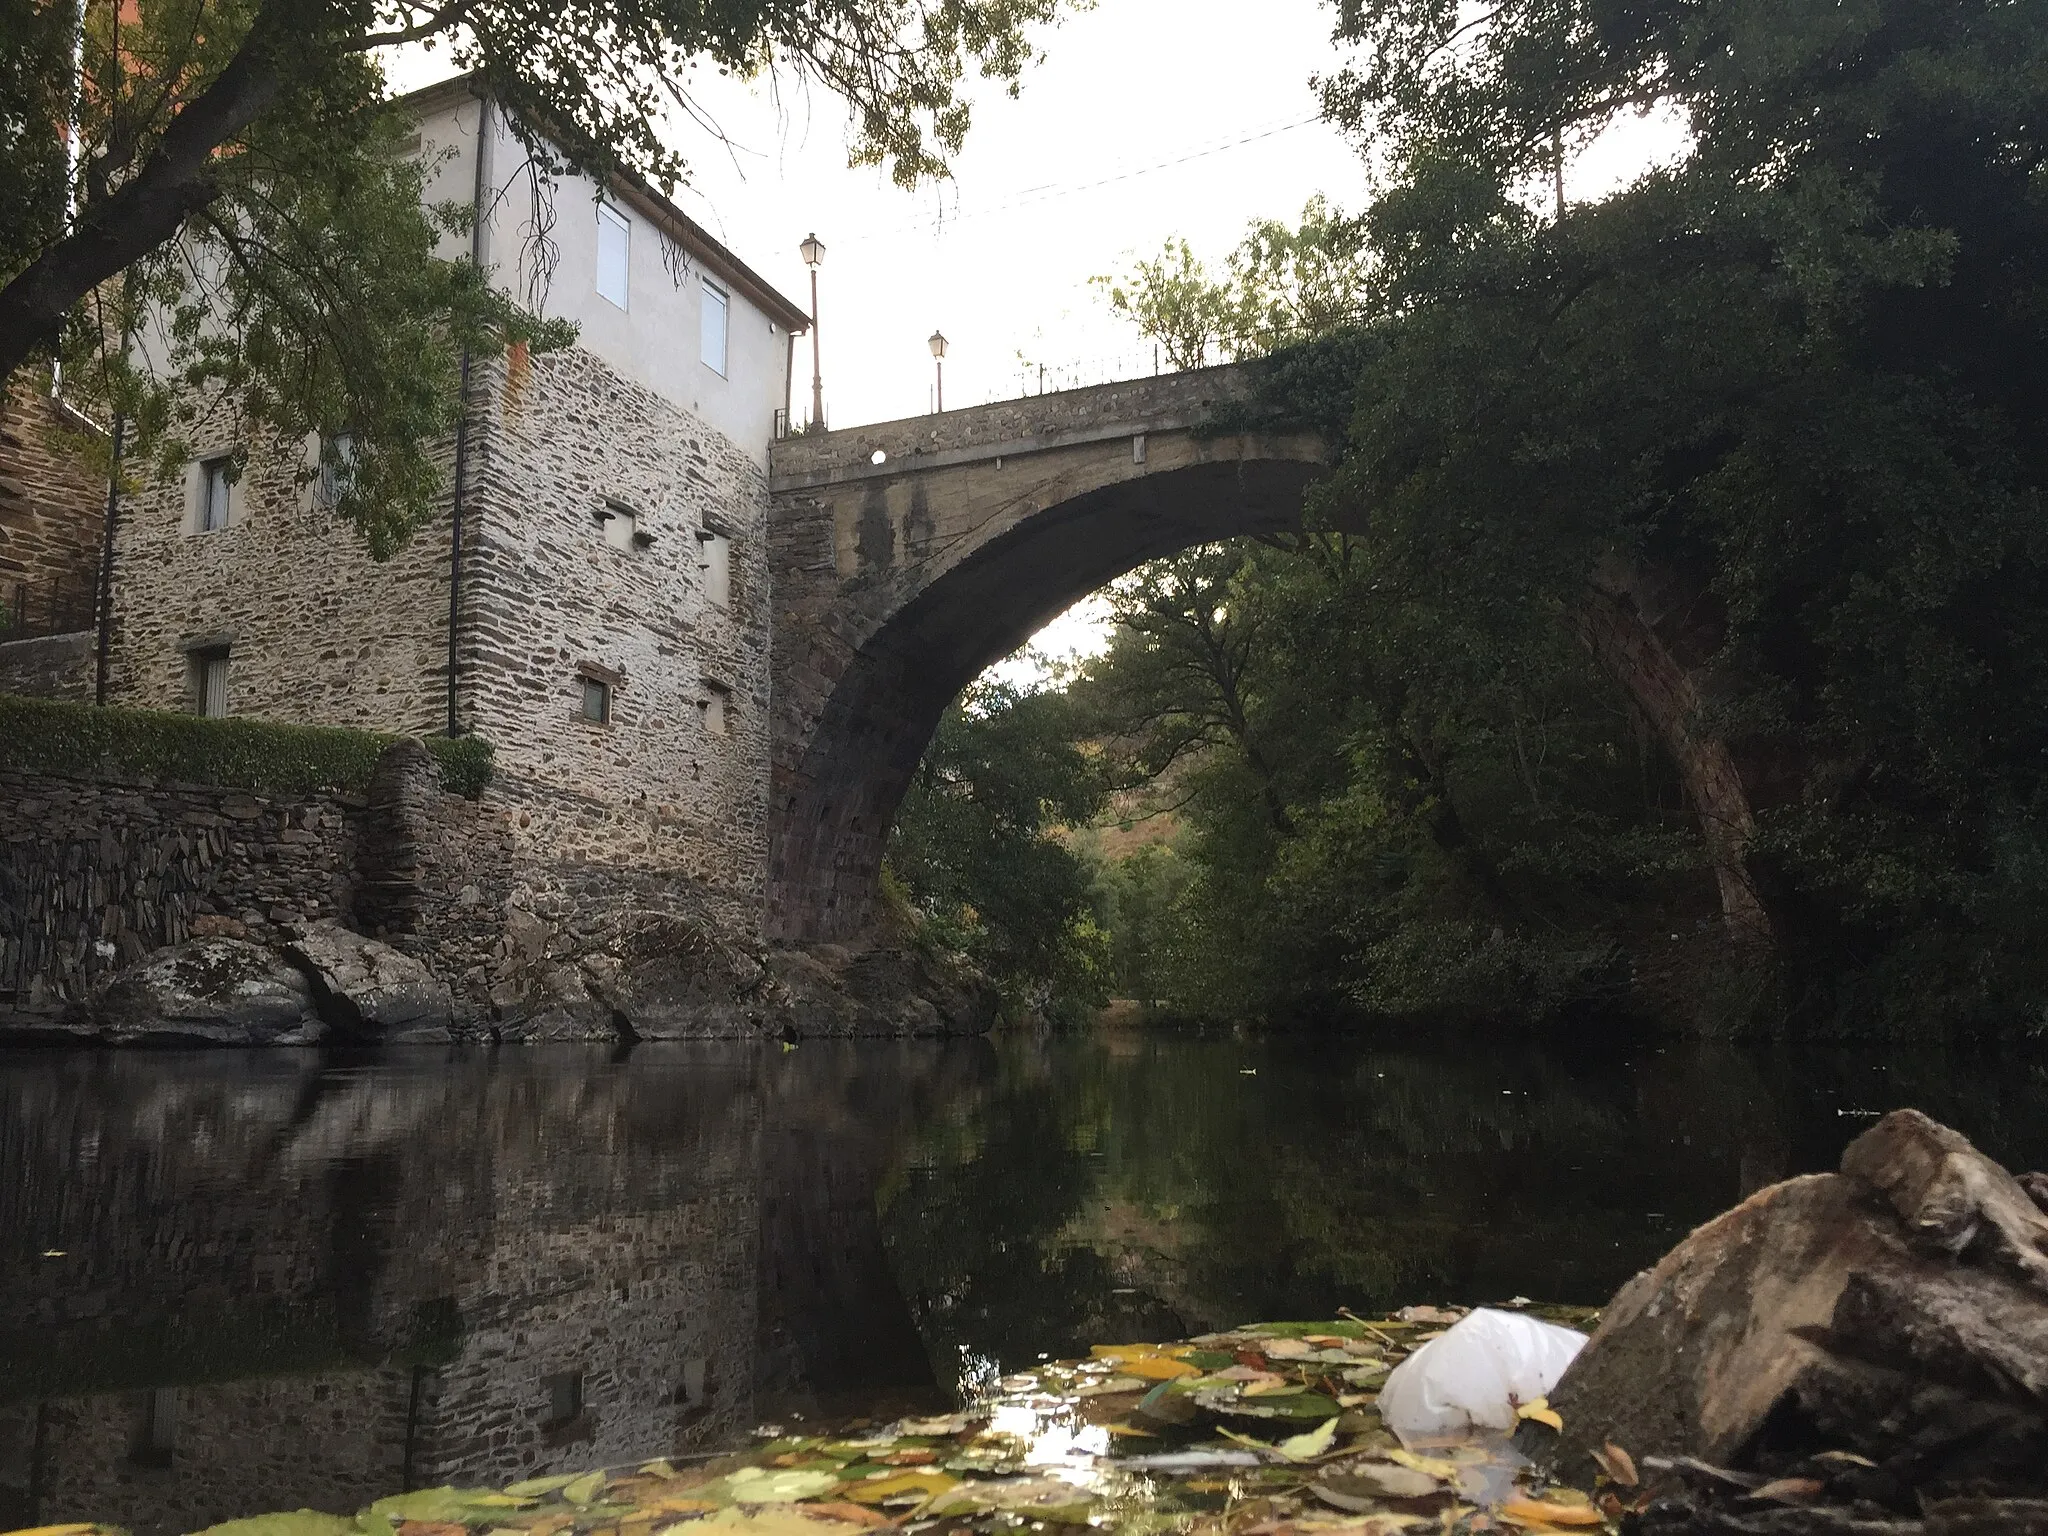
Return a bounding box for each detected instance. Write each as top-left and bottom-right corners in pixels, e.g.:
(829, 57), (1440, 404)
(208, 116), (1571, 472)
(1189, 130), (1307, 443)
(768, 361), (1265, 492)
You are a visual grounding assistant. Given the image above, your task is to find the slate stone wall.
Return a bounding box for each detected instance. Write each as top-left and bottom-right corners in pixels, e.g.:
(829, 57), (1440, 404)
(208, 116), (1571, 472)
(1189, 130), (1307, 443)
(0, 631), (93, 700)
(0, 376), (103, 615)
(0, 768), (365, 1007)
(459, 346), (773, 925)
(103, 406), (453, 732)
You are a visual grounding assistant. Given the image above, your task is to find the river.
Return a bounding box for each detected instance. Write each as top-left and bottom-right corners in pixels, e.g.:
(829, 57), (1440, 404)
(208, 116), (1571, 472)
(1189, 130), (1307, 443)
(3, 1033), (2045, 1533)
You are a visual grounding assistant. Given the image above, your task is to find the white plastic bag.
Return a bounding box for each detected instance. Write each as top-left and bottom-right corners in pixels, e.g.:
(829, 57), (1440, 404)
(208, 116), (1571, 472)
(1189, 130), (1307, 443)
(1376, 1307), (1588, 1442)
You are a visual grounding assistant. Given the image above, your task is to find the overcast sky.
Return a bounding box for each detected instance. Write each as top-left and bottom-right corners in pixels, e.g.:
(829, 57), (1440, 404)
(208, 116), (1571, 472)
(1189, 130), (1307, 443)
(389, 3), (1680, 676)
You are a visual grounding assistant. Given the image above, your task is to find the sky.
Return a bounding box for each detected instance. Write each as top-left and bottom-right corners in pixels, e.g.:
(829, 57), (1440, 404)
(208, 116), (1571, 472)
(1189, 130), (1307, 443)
(387, 4), (1683, 680)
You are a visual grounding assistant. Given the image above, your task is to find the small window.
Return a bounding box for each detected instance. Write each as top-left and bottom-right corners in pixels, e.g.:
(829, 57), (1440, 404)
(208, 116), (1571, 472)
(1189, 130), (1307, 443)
(700, 279), (729, 376)
(318, 432), (355, 509)
(190, 649), (230, 718)
(702, 684), (729, 737)
(199, 457), (232, 532)
(132, 1386), (178, 1465)
(596, 204), (630, 309)
(543, 1371), (584, 1427)
(601, 503), (637, 551)
(698, 529), (731, 609)
(580, 676), (611, 724)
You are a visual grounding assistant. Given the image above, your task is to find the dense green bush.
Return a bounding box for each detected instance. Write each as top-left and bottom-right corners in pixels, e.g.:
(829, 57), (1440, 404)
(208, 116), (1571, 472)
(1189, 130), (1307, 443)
(0, 694), (492, 798)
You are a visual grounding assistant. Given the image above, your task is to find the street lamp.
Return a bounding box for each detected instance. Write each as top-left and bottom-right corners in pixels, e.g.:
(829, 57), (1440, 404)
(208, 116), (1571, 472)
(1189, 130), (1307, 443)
(928, 329), (948, 413)
(800, 232), (825, 429)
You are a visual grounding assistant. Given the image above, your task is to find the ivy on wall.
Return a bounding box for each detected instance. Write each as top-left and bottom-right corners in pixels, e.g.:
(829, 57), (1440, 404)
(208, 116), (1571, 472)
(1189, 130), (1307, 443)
(0, 694), (493, 798)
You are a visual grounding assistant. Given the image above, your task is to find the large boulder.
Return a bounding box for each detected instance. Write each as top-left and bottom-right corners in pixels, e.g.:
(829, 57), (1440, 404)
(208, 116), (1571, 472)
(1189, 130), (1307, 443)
(90, 938), (326, 1045)
(286, 924), (455, 1042)
(582, 912), (771, 1038)
(1533, 1109), (2048, 1518)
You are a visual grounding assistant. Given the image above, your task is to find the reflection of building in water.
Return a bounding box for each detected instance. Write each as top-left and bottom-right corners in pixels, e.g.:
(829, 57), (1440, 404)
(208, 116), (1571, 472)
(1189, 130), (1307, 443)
(0, 1052), (777, 1535)
(0, 1046), (972, 1536)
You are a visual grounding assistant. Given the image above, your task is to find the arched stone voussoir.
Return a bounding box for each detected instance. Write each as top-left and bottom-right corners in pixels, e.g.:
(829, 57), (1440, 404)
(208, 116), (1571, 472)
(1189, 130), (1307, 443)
(766, 364), (1336, 945)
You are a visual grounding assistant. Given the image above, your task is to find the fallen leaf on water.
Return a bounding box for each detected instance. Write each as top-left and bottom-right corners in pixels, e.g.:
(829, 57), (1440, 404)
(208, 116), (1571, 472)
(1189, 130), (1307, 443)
(1811, 1451), (1877, 1469)
(1103, 1422), (1157, 1436)
(1498, 1498), (1603, 1529)
(1514, 1398), (1564, 1433)
(1245, 1380), (1305, 1397)
(1589, 1442), (1637, 1488)
(796, 1505), (893, 1528)
(679, 1508), (874, 1536)
(1076, 1375), (1148, 1396)
(1121, 1357), (1201, 1381)
(1383, 1450), (1461, 1483)
(395, 1523), (468, 1536)
(876, 1450), (939, 1466)
(1277, 1417), (1341, 1462)
(1335, 1394), (1376, 1408)
(562, 1474), (608, 1507)
(725, 1469), (842, 1504)
(1752, 1478), (1824, 1505)
(504, 1480), (580, 1499)
(1315, 1465), (1440, 1503)
(838, 1471), (956, 1506)
(1263, 1339), (1314, 1359)
(191, 1518), (357, 1536)
(3, 1526), (101, 1536)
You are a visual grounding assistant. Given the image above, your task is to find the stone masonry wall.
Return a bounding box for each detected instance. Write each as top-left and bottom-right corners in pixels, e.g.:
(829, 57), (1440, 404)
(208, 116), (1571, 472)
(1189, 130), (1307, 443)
(0, 375), (104, 622)
(461, 345), (772, 926)
(0, 631), (93, 700)
(0, 768), (363, 1006)
(104, 397), (451, 732)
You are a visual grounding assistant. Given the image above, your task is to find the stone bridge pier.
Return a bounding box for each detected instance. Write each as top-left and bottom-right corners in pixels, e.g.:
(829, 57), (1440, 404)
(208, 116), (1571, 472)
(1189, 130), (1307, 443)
(765, 363), (1331, 944)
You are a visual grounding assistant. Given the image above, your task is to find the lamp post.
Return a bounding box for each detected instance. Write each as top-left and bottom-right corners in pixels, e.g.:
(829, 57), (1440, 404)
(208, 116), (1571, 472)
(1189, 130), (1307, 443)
(799, 232), (825, 430)
(928, 329), (948, 413)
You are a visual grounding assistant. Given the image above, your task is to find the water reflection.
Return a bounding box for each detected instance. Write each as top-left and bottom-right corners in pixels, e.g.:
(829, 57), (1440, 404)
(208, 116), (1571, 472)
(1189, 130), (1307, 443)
(2, 1033), (2044, 1535)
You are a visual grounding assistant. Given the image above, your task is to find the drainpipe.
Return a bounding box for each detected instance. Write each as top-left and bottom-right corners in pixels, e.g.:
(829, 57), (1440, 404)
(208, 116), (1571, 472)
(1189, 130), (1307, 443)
(447, 90), (492, 737)
(92, 409), (123, 705)
(783, 328), (796, 435)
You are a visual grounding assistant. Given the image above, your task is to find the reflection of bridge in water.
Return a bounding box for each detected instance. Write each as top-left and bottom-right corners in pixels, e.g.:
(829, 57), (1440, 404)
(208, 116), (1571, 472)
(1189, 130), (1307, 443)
(0, 1048), (973, 1536)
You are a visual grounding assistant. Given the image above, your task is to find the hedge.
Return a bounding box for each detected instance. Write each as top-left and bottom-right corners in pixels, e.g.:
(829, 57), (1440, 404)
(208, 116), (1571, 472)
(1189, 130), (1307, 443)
(0, 693), (493, 798)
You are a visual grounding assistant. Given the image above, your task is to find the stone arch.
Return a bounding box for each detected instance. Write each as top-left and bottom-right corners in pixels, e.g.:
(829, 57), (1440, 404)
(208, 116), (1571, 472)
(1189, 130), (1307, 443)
(767, 367), (1330, 942)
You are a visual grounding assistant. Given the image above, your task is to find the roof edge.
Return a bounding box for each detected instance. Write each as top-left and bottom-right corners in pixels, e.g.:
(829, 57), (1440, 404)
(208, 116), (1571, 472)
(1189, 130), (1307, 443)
(390, 72), (812, 334)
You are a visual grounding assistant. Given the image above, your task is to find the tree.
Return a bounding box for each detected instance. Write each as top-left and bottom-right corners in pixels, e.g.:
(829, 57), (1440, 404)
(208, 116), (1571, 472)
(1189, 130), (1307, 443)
(887, 677), (1111, 1018)
(3, 0), (1068, 551)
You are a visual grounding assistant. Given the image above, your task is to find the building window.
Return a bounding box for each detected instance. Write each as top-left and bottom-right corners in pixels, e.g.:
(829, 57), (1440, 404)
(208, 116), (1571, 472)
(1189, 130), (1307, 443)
(190, 648), (230, 718)
(596, 203), (630, 310)
(198, 456), (232, 532)
(600, 503), (637, 551)
(132, 1386), (178, 1466)
(580, 675), (611, 724)
(700, 278), (729, 376)
(318, 432), (355, 509)
(543, 1371), (584, 1427)
(702, 683), (729, 737)
(698, 529), (731, 609)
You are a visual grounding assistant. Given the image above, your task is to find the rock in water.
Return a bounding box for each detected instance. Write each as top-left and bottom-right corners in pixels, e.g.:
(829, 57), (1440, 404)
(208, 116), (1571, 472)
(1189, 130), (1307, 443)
(287, 924), (455, 1042)
(92, 938), (326, 1044)
(1536, 1109), (2048, 1499)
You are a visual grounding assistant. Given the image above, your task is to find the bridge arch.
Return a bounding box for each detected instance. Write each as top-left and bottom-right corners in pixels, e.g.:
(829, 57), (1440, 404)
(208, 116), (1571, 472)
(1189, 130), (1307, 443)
(766, 364), (1330, 943)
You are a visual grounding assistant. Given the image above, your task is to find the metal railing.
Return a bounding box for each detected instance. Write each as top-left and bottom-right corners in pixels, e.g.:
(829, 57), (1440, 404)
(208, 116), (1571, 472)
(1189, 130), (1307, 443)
(1, 576), (96, 642)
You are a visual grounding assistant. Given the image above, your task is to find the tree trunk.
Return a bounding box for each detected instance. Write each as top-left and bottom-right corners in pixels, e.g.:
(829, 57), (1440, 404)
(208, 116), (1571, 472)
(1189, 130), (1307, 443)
(1576, 561), (1770, 946)
(0, 11), (292, 390)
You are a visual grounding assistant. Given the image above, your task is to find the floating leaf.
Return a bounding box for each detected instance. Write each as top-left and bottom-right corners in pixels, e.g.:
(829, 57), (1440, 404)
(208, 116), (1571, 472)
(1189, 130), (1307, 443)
(1588, 1443), (1637, 1488)
(1276, 1418), (1340, 1462)
(1316, 1465), (1440, 1503)
(838, 1471), (956, 1506)
(193, 1517), (357, 1536)
(724, 1470), (841, 1504)
(502, 1478), (579, 1499)
(1752, 1478), (1823, 1505)
(1515, 1397), (1564, 1433)
(560, 1473), (606, 1507)
(1499, 1497), (1604, 1528)
(1121, 1356), (1200, 1381)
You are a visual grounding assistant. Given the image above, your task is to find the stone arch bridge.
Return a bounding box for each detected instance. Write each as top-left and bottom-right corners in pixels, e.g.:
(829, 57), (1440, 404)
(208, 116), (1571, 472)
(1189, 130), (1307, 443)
(766, 362), (1331, 944)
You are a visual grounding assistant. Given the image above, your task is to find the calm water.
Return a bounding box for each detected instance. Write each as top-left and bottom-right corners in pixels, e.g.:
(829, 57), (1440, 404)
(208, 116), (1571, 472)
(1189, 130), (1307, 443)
(3, 1033), (2046, 1532)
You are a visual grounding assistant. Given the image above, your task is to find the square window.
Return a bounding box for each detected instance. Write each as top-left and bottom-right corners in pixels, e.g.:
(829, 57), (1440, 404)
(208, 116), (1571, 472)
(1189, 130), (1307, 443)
(199, 457), (232, 531)
(702, 685), (729, 737)
(543, 1371), (583, 1427)
(190, 649), (229, 718)
(596, 204), (630, 310)
(581, 676), (611, 724)
(700, 279), (729, 376)
(601, 504), (637, 551)
(698, 529), (731, 609)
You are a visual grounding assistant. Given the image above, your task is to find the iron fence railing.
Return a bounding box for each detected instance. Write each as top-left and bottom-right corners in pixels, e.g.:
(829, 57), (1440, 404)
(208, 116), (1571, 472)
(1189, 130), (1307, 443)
(1, 576), (96, 642)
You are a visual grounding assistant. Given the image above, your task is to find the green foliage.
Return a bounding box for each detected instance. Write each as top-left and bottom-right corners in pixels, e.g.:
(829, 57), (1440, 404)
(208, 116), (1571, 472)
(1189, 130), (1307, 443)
(0, 693), (491, 798)
(887, 677), (1111, 1021)
(5, 0), (1073, 555)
